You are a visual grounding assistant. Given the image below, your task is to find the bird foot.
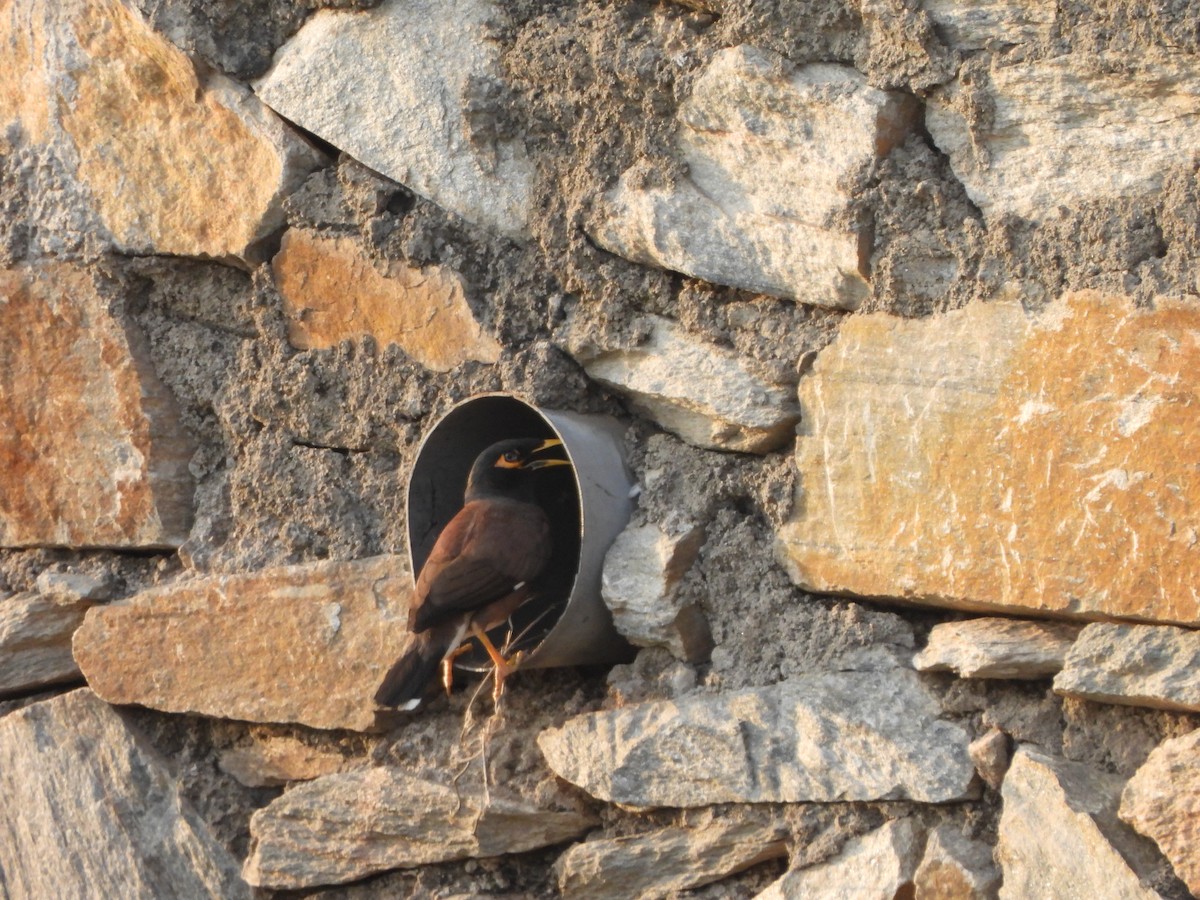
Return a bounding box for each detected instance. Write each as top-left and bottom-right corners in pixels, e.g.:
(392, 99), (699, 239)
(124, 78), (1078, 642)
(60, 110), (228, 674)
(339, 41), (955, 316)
(491, 650), (525, 705)
(441, 643), (474, 696)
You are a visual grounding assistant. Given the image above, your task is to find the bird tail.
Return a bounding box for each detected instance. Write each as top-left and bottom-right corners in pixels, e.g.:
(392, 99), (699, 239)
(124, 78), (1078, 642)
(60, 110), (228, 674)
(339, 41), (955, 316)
(374, 627), (456, 710)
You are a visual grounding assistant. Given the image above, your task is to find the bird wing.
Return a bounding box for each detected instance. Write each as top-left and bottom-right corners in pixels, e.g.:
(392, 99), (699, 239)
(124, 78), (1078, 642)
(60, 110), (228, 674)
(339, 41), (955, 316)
(409, 499), (551, 633)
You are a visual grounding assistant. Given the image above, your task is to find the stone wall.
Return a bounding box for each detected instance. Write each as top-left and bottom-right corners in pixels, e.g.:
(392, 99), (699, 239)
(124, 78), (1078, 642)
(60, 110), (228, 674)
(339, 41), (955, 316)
(2, 0), (1199, 896)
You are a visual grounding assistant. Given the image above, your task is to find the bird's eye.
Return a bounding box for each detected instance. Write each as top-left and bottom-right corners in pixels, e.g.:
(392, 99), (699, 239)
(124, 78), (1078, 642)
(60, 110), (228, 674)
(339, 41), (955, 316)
(503, 450), (520, 463)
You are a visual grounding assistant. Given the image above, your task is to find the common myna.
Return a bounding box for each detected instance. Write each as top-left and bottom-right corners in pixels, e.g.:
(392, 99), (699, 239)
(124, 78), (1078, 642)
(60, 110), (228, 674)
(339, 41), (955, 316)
(375, 437), (571, 710)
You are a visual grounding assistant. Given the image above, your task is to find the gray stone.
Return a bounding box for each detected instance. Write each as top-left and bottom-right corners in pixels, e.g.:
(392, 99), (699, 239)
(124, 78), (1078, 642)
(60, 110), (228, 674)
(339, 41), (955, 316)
(997, 747), (1161, 900)
(0, 591), (90, 694)
(590, 45), (917, 308)
(913, 617), (1082, 679)
(927, 53), (1200, 223)
(538, 669), (975, 808)
(255, 0), (534, 239)
(1054, 622), (1200, 713)
(243, 767), (597, 889)
(555, 809), (788, 899)
(755, 819), (924, 899)
(0, 690), (250, 898)
(600, 522), (712, 661)
(914, 823), (1000, 899)
(573, 315), (800, 453)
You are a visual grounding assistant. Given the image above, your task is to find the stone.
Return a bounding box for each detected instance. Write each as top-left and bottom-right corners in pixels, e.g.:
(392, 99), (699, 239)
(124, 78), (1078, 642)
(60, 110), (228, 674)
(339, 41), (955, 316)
(0, 690), (249, 898)
(0, 0), (322, 263)
(0, 592), (90, 694)
(777, 292), (1200, 627)
(590, 46), (918, 308)
(913, 617), (1082, 679)
(554, 810), (787, 900)
(574, 316), (800, 453)
(34, 570), (116, 602)
(218, 736), (353, 788)
(1054, 623), (1200, 713)
(600, 522), (712, 661)
(997, 747), (1161, 900)
(73, 555), (412, 731)
(927, 53), (1200, 223)
(0, 261), (195, 549)
(968, 727), (1012, 791)
(255, 0), (534, 239)
(914, 823), (1001, 900)
(1120, 728), (1200, 896)
(755, 819), (923, 900)
(922, 0), (1054, 51)
(273, 229), (500, 372)
(538, 668), (975, 808)
(243, 767), (597, 889)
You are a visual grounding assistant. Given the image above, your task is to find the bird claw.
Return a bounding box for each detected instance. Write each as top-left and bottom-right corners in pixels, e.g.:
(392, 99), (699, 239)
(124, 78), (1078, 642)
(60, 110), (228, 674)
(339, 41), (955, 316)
(491, 650), (525, 704)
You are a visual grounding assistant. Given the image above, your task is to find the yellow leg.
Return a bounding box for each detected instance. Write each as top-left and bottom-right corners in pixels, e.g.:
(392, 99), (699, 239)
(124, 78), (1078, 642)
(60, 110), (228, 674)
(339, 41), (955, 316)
(440, 643), (473, 696)
(469, 622), (525, 702)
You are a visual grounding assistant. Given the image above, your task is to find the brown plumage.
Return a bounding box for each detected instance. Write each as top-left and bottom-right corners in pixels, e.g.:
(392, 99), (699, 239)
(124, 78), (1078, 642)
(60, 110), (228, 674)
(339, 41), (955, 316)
(375, 437), (570, 710)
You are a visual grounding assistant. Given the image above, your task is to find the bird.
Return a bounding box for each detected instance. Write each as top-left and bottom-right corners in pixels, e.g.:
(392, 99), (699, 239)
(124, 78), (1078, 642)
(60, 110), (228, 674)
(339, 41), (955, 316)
(375, 437), (571, 710)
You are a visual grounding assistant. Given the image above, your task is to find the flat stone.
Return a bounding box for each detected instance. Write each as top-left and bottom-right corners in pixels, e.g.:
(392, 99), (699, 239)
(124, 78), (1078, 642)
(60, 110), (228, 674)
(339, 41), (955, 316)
(255, 0), (534, 239)
(755, 819), (923, 900)
(914, 823), (1001, 900)
(243, 767), (597, 889)
(927, 53), (1200, 223)
(600, 522), (712, 661)
(0, 0), (322, 263)
(922, 0), (1054, 51)
(574, 315), (800, 453)
(913, 617), (1082, 679)
(0, 690), (249, 898)
(555, 809), (787, 900)
(273, 229), (501, 372)
(997, 747), (1161, 900)
(969, 727), (1012, 791)
(777, 292), (1200, 627)
(218, 735), (353, 788)
(1054, 623), (1200, 713)
(590, 46), (917, 308)
(538, 668), (975, 808)
(0, 261), (194, 549)
(1120, 728), (1200, 896)
(74, 555), (411, 731)
(0, 592), (90, 694)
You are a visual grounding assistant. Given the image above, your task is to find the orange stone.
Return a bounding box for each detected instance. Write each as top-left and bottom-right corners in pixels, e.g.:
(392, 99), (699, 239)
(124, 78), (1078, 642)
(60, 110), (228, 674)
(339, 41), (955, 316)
(0, 262), (194, 548)
(778, 292), (1200, 626)
(273, 230), (501, 372)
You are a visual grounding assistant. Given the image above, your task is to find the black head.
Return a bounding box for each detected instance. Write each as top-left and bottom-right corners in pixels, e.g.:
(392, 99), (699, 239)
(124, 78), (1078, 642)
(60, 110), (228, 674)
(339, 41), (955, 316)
(464, 437), (571, 502)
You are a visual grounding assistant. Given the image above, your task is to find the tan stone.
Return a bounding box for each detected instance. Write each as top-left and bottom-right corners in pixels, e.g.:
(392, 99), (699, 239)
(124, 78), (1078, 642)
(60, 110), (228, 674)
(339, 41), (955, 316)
(243, 767), (597, 889)
(218, 736), (353, 788)
(0, 591), (91, 694)
(922, 0), (1054, 51)
(1120, 728), (1200, 895)
(914, 617), (1082, 679)
(0, 261), (194, 548)
(0, 690), (249, 898)
(0, 0), (322, 263)
(74, 556), (412, 731)
(914, 824), (1000, 900)
(1054, 622), (1200, 712)
(778, 292), (1200, 626)
(273, 229), (500, 371)
(968, 727), (1012, 792)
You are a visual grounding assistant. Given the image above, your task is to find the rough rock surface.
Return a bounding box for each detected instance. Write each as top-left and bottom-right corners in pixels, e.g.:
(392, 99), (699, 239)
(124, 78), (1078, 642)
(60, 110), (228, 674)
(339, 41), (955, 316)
(1055, 623), (1200, 713)
(273, 229), (501, 371)
(914, 617), (1082, 679)
(255, 0), (534, 238)
(591, 45), (918, 308)
(74, 556), (412, 731)
(539, 669), (975, 807)
(0, 261), (195, 548)
(0, 0), (322, 263)
(997, 747), (1162, 899)
(574, 315), (800, 453)
(778, 292), (1200, 626)
(0, 690), (250, 898)
(600, 522), (711, 661)
(243, 766), (597, 889)
(922, 0), (1054, 50)
(755, 818), (923, 899)
(217, 735), (354, 788)
(0, 592), (91, 694)
(913, 823), (1001, 899)
(927, 53), (1200, 223)
(1120, 728), (1200, 896)
(554, 809), (788, 900)
(969, 727), (1013, 792)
